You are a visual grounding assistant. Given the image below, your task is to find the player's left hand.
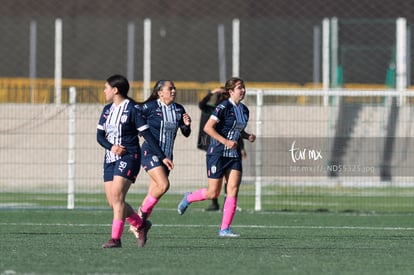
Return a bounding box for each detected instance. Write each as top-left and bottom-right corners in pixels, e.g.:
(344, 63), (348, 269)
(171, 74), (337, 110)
(183, 113), (191, 126)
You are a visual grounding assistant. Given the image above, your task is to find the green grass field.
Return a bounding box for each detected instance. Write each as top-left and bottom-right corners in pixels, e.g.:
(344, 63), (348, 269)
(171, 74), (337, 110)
(2, 185), (414, 213)
(1, 208), (414, 275)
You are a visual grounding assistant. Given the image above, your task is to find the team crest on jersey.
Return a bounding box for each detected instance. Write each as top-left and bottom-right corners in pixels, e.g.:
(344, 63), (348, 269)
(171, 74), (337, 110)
(211, 165), (217, 174)
(121, 114), (128, 123)
(152, 155), (159, 163)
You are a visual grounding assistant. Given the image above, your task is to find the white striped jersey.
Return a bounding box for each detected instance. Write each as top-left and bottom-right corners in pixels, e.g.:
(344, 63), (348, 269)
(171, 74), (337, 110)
(97, 99), (143, 163)
(137, 99), (190, 160)
(207, 98), (249, 158)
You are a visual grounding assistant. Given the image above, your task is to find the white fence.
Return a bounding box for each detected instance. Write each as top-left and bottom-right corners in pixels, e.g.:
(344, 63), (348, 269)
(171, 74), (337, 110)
(1, 88), (414, 210)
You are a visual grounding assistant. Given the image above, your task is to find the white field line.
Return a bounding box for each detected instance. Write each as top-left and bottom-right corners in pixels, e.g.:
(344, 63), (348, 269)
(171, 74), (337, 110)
(1, 222), (414, 231)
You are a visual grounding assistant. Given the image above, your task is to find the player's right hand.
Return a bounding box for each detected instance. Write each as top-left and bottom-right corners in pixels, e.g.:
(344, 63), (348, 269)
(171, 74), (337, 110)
(163, 158), (174, 170)
(111, 144), (126, 156)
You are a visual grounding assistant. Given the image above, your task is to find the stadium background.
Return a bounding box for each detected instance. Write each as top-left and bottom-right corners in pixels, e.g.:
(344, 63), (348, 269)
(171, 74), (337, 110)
(1, 0), (413, 85)
(1, 0), (414, 212)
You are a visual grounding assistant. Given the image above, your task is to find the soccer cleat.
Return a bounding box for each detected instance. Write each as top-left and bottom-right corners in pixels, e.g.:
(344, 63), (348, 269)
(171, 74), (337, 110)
(128, 225), (139, 239)
(102, 238), (122, 248)
(218, 228), (240, 238)
(205, 202), (220, 211)
(137, 220), (152, 247)
(177, 192), (191, 215)
(205, 204), (220, 211)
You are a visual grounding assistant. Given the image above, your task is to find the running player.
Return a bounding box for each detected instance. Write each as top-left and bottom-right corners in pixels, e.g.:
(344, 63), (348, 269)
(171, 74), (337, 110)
(129, 80), (191, 242)
(177, 77), (255, 237)
(97, 74), (166, 248)
(198, 87), (247, 212)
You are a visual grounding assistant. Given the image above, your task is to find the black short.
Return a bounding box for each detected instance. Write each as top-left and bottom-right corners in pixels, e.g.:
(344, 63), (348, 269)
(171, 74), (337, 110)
(206, 155), (242, 179)
(103, 153), (141, 183)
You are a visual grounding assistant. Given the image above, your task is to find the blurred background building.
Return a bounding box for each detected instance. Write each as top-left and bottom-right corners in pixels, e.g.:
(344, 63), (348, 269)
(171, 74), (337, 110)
(1, 0), (413, 86)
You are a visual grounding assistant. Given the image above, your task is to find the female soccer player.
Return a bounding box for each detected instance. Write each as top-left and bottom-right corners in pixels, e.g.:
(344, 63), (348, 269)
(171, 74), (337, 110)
(97, 74), (166, 248)
(129, 80), (191, 242)
(177, 77), (255, 237)
(197, 87), (247, 211)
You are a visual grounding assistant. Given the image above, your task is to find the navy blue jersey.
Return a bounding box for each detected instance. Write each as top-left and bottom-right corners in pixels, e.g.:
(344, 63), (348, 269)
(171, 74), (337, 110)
(97, 99), (144, 163)
(207, 99), (249, 158)
(137, 99), (190, 160)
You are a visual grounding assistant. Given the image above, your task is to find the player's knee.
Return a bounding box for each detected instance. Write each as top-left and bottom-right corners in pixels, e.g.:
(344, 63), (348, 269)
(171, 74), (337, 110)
(159, 182), (170, 194)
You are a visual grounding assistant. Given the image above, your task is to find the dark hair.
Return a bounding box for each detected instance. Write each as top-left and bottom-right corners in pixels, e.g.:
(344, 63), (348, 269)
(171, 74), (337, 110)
(225, 77), (244, 94)
(215, 86), (229, 104)
(106, 74), (130, 98)
(140, 79), (174, 104)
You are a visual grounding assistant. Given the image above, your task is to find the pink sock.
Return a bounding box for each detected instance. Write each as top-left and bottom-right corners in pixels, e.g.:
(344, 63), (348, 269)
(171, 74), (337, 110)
(187, 188), (207, 203)
(221, 197), (237, 230)
(111, 219), (124, 239)
(141, 195), (159, 215)
(125, 212), (142, 228)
